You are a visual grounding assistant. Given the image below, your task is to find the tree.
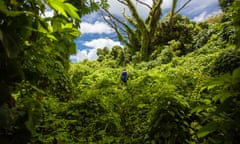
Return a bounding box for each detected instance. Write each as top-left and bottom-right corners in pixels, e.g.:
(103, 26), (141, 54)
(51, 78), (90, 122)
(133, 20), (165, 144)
(102, 0), (163, 61)
(102, 0), (191, 61)
(152, 14), (195, 56)
(97, 47), (110, 61)
(110, 45), (125, 65)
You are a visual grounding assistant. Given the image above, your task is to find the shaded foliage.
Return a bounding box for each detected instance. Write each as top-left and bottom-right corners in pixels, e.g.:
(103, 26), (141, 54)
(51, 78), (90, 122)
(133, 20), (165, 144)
(0, 0), (106, 143)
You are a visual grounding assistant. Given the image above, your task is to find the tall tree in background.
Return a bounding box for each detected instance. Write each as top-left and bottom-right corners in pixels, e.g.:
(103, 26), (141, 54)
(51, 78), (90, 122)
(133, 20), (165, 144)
(102, 0), (191, 61)
(103, 0), (163, 61)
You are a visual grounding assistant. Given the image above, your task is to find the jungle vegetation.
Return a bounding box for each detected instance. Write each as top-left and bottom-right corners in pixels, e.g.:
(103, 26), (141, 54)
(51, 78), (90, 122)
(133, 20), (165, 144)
(0, 0), (240, 143)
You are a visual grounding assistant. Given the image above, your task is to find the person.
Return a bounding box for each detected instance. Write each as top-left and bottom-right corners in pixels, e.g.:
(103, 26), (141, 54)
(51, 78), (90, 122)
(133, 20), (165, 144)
(120, 68), (128, 84)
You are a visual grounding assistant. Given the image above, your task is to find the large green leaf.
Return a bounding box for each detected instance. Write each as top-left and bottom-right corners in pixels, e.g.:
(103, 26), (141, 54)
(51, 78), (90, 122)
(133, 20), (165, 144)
(47, 0), (80, 20)
(47, 0), (67, 17)
(197, 122), (219, 138)
(64, 3), (80, 20)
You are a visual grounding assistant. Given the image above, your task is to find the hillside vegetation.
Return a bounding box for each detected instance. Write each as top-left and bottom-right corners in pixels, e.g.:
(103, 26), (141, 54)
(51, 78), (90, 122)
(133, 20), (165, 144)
(0, 0), (240, 144)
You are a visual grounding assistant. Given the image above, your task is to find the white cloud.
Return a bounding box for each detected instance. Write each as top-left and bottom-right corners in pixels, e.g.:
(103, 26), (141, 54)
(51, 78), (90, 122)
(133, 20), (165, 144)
(80, 21), (114, 34)
(107, 0), (172, 18)
(71, 38), (122, 61)
(107, 0), (171, 13)
(83, 38), (121, 49)
(193, 10), (221, 22)
(108, 0), (129, 16)
(82, 12), (102, 23)
(106, 0), (186, 18)
(70, 50), (88, 62)
(192, 11), (209, 22)
(180, 0), (219, 15)
(162, 0), (173, 9)
(107, 0), (219, 19)
(108, 0), (152, 18)
(41, 9), (54, 18)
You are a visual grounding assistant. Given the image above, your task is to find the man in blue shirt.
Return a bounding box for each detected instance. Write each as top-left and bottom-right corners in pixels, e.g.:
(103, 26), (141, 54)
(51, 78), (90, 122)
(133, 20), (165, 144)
(120, 68), (128, 84)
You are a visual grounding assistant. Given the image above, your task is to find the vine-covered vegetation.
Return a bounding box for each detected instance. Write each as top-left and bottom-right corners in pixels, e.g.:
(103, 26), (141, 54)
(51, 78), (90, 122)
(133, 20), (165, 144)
(1, 0), (240, 143)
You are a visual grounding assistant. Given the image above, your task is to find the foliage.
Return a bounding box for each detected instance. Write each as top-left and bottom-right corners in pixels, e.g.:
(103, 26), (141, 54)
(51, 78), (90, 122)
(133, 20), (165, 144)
(154, 14), (196, 56)
(0, 0), (106, 142)
(102, 0), (195, 61)
(147, 95), (191, 144)
(205, 13), (224, 24)
(1, 0), (240, 143)
(192, 67), (240, 143)
(211, 47), (240, 76)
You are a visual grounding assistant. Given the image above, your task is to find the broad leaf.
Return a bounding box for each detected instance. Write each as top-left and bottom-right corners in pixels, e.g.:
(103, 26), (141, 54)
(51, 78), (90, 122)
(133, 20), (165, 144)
(64, 3), (80, 20)
(197, 122), (219, 138)
(47, 0), (68, 18)
(47, 0), (80, 20)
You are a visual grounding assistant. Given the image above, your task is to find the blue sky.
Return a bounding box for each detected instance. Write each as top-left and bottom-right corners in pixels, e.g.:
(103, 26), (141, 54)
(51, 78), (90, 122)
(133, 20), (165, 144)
(70, 0), (221, 62)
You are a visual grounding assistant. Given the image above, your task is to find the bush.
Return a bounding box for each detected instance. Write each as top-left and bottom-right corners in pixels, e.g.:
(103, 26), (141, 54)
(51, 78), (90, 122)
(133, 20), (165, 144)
(211, 48), (240, 75)
(147, 95), (191, 144)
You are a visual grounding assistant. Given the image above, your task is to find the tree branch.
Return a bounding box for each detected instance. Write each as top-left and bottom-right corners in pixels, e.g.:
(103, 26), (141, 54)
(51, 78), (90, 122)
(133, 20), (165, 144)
(175, 0), (192, 14)
(135, 0), (151, 9)
(122, 9), (138, 27)
(101, 9), (133, 45)
(101, 10), (127, 34)
(145, 0), (162, 33)
(117, 0), (128, 6)
(103, 9), (125, 28)
(169, 0), (178, 27)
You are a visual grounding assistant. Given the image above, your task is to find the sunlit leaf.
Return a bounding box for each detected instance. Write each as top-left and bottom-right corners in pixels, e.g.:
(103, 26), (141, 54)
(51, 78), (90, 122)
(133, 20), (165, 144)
(47, 0), (80, 20)
(137, 103), (146, 108)
(47, 34), (57, 40)
(47, 0), (68, 18)
(64, 3), (80, 20)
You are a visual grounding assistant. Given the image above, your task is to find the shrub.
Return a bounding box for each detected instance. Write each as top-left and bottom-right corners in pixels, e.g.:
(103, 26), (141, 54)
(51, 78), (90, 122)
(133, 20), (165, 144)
(211, 48), (240, 76)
